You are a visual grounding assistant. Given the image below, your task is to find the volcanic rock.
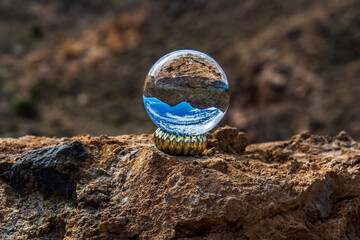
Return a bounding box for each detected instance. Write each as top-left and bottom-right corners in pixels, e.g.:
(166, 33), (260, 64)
(0, 128), (360, 239)
(0, 141), (88, 200)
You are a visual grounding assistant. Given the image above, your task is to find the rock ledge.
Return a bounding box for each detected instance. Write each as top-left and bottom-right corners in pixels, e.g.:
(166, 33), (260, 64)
(0, 128), (359, 239)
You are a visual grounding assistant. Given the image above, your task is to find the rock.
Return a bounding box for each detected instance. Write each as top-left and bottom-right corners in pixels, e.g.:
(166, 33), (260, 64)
(335, 130), (357, 148)
(0, 141), (88, 200)
(207, 126), (249, 154)
(1, 128), (360, 239)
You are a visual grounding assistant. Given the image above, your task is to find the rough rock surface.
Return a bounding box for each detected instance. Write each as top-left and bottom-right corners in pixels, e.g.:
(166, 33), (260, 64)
(0, 141), (88, 200)
(0, 127), (360, 239)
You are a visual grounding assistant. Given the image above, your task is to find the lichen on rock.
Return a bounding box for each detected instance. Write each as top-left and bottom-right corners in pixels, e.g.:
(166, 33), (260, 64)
(0, 128), (360, 239)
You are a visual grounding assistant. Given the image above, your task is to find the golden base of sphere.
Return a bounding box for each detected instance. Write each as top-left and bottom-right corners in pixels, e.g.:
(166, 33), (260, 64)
(153, 128), (207, 156)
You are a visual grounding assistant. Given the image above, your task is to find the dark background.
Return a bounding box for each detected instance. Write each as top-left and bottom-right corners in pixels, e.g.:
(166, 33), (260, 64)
(0, 0), (359, 143)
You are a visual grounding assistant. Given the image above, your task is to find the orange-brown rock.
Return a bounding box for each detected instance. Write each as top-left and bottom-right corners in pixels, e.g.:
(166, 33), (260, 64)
(0, 128), (359, 239)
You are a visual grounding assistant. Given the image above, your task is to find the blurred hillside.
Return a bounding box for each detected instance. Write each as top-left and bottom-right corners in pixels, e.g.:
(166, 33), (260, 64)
(0, 0), (359, 142)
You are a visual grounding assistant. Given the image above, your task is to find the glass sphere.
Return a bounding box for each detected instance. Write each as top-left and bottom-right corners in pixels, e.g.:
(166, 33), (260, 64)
(143, 49), (229, 136)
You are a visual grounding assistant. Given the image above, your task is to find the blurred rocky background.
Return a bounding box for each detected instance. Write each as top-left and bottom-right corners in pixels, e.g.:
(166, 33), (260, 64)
(0, 0), (359, 142)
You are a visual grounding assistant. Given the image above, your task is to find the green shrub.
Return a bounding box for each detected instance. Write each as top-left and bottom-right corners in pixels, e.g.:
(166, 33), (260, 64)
(29, 25), (45, 39)
(13, 98), (38, 118)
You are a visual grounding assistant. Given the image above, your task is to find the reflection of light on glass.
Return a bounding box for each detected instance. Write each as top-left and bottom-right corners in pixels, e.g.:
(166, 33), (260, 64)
(143, 96), (226, 135)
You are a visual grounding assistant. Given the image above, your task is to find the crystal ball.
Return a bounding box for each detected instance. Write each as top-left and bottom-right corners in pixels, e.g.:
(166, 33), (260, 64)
(143, 49), (230, 136)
